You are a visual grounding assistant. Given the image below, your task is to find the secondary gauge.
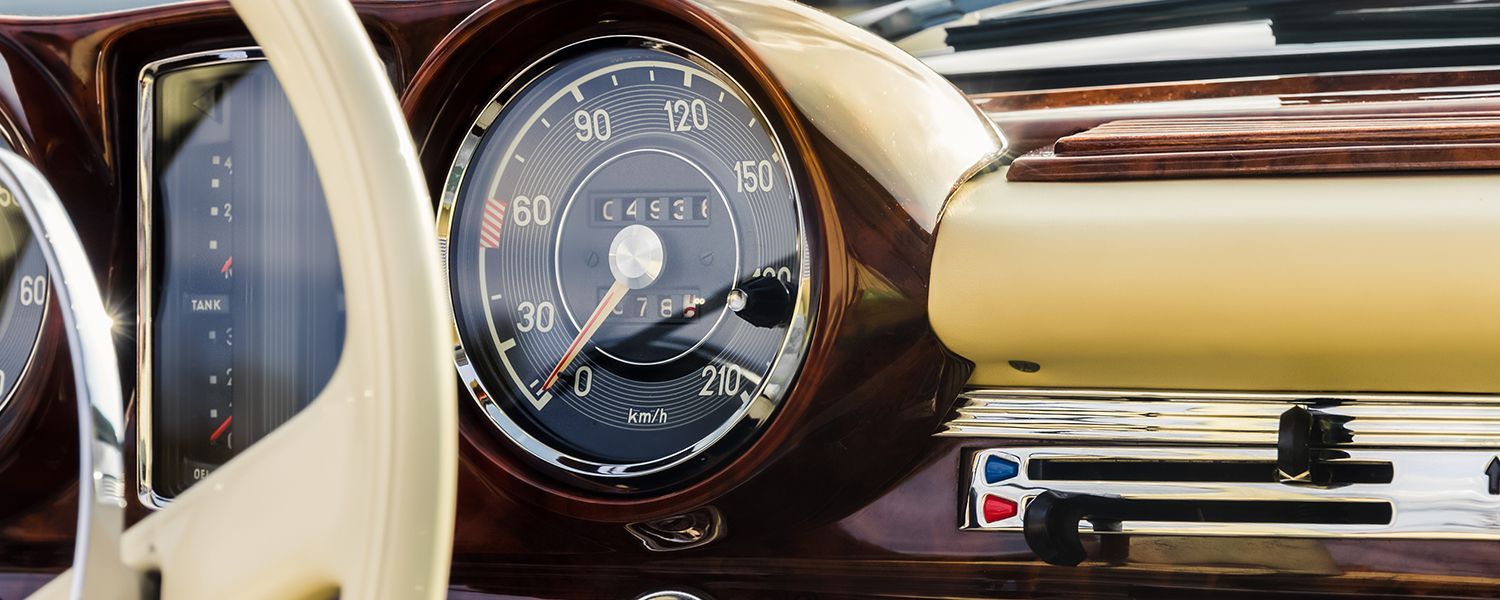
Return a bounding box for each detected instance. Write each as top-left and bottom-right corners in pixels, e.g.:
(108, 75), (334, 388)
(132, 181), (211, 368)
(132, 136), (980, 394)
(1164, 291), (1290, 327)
(0, 183), (48, 416)
(141, 52), (345, 504)
(441, 39), (812, 488)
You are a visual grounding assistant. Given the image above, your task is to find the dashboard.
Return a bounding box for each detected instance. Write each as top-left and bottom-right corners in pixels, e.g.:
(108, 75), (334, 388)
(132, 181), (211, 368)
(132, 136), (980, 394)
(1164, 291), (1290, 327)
(0, 0), (987, 552)
(2, 0), (1500, 598)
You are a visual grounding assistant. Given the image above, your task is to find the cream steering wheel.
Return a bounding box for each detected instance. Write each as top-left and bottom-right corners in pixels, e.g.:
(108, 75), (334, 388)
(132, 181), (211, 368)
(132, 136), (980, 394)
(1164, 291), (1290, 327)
(31, 0), (457, 597)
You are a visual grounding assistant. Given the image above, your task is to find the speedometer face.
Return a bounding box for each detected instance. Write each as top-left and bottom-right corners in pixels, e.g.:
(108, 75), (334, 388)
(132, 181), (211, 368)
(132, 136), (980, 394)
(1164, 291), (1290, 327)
(0, 184), (47, 416)
(442, 40), (811, 485)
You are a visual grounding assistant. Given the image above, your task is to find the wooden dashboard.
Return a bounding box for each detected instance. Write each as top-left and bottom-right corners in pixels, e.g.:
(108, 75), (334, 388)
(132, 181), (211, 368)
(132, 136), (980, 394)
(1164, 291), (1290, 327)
(0, 1), (1498, 598)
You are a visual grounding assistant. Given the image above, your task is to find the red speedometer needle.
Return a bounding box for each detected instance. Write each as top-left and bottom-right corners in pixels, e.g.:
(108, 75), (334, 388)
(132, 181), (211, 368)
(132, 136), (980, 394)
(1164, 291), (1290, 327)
(210, 415), (233, 442)
(542, 280), (629, 391)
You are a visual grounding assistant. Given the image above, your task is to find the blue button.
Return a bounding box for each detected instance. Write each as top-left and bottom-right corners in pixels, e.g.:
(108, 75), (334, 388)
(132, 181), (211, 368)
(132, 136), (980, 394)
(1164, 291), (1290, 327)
(983, 454), (1019, 484)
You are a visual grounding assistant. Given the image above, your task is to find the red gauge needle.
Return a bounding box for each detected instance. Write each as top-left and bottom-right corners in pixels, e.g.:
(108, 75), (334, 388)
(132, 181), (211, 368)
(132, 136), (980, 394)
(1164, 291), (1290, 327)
(542, 280), (629, 391)
(210, 415), (233, 442)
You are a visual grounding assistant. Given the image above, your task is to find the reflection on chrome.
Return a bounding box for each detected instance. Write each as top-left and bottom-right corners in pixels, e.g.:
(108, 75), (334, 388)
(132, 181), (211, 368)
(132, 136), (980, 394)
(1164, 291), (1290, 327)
(0, 150), (141, 598)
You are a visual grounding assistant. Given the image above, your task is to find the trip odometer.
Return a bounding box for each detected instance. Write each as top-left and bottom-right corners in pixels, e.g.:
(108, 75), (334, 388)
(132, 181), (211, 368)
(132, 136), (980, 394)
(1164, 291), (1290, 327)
(441, 39), (811, 488)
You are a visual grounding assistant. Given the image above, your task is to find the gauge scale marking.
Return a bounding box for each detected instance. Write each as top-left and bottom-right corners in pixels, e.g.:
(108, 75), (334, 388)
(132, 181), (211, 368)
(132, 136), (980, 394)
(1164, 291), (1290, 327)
(445, 42), (810, 484)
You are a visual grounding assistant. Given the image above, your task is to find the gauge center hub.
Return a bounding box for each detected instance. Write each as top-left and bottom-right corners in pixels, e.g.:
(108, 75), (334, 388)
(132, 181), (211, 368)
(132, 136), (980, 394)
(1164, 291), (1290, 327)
(553, 147), (739, 366)
(609, 224), (664, 289)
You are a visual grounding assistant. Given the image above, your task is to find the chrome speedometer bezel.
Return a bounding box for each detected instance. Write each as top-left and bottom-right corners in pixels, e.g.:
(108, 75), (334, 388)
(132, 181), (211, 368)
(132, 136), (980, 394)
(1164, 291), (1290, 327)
(436, 35), (815, 491)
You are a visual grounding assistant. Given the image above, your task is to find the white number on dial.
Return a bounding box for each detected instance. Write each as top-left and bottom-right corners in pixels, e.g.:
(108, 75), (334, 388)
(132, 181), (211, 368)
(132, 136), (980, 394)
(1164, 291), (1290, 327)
(18, 274), (45, 306)
(734, 160), (775, 193)
(516, 301), (556, 333)
(699, 364), (744, 397)
(512, 195), (552, 227)
(574, 109), (612, 141)
(663, 99), (709, 132)
(573, 366), (593, 397)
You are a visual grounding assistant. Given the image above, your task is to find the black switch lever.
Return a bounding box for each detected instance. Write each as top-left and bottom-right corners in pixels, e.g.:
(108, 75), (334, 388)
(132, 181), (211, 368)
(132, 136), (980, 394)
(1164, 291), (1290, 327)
(1023, 491), (1126, 567)
(1277, 405), (1352, 485)
(1278, 405), (1316, 484)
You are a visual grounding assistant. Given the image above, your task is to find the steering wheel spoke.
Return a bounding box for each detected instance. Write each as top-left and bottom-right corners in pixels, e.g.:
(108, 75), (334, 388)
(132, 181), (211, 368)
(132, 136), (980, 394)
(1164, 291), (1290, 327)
(28, 0), (456, 598)
(122, 376), (393, 598)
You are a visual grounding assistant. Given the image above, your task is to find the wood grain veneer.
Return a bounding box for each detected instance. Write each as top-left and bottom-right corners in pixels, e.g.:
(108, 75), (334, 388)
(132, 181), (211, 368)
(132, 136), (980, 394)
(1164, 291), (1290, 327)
(1009, 112), (1500, 181)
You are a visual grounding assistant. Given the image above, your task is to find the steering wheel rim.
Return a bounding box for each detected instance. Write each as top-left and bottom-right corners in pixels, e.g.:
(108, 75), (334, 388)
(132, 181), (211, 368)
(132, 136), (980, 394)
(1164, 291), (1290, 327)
(29, 0), (457, 597)
(0, 148), (136, 600)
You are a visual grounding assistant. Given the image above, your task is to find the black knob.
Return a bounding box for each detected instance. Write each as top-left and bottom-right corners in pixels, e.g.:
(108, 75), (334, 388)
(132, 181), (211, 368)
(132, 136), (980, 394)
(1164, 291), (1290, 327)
(728, 275), (792, 328)
(1023, 491), (1091, 567)
(1278, 406), (1315, 484)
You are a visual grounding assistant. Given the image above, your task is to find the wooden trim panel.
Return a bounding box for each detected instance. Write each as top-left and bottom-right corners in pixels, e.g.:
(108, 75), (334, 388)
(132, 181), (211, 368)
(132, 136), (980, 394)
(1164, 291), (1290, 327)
(971, 69), (1500, 114)
(1008, 112), (1500, 181)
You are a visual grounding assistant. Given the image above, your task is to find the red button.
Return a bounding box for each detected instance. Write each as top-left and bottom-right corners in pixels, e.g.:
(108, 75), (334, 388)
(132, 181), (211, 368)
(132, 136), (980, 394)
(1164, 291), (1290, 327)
(982, 495), (1017, 522)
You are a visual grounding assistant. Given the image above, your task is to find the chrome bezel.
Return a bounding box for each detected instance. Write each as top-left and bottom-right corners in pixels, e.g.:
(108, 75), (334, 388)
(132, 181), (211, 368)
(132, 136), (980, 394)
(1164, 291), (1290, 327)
(436, 36), (816, 487)
(135, 47), (264, 509)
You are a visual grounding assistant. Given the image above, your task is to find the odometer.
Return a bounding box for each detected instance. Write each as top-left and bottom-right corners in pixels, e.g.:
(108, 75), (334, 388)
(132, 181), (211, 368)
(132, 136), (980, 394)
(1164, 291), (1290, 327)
(441, 39), (811, 487)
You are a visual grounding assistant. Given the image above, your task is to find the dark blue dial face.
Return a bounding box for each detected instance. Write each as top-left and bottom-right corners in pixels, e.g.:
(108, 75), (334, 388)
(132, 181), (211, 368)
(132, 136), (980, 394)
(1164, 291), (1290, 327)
(148, 59), (345, 500)
(446, 43), (809, 481)
(0, 186), (48, 416)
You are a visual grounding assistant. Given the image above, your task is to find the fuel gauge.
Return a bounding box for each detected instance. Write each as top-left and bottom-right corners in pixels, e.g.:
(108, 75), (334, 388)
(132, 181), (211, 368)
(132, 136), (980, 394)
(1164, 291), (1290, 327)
(143, 54), (346, 503)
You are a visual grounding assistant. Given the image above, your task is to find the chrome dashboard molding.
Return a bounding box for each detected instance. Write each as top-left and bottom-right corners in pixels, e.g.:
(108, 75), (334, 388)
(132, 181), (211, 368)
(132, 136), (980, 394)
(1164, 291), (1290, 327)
(963, 446), (1500, 539)
(435, 35), (815, 486)
(135, 46), (264, 510)
(943, 388), (1500, 448)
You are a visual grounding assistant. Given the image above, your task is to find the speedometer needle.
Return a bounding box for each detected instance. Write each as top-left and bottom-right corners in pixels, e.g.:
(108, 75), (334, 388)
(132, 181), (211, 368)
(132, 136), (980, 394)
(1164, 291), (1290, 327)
(541, 280), (629, 391)
(542, 224), (665, 391)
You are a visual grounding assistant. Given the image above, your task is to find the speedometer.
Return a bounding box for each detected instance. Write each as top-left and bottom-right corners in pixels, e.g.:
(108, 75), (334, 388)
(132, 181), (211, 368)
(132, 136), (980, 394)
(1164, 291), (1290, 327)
(0, 184), (47, 416)
(440, 39), (812, 488)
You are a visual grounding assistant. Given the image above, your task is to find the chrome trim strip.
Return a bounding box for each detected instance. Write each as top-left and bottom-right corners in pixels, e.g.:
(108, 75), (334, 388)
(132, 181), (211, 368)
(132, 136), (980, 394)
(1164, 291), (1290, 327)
(926, 21), (1500, 77)
(964, 447), (1500, 539)
(943, 388), (1500, 448)
(136, 47), (264, 510)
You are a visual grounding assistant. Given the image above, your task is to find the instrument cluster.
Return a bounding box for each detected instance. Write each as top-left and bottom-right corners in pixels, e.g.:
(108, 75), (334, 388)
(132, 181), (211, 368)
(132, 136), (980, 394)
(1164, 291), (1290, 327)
(0, 0), (981, 540)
